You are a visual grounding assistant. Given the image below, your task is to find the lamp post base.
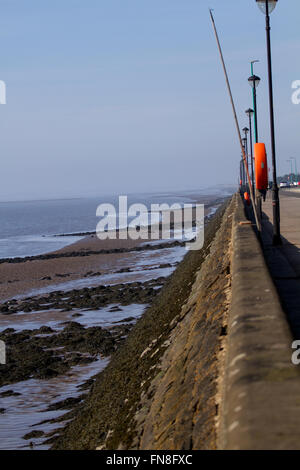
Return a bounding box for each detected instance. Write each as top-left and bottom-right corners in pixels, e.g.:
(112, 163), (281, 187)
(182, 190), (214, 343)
(272, 234), (282, 246)
(272, 184), (282, 246)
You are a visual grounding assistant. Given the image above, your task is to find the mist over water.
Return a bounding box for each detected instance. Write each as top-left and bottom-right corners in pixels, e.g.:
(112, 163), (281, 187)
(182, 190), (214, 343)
(0, 186), (234, 449)
(0, 187), (234, 259)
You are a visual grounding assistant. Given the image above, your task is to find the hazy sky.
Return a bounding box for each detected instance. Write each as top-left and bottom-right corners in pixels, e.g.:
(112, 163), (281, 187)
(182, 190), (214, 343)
(0, 0), (299, 201)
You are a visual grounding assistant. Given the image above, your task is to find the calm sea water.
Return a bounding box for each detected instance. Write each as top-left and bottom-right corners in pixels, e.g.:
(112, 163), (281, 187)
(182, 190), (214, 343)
(0, 186), (235, 450)
(0, 188), (233, 259)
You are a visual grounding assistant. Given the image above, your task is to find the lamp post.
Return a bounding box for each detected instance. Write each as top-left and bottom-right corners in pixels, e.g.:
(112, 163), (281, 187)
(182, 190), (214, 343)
(287, 159), (293, 185)
(240, 158), (244, 192)
(246, 108), (255, 192)
(242, 137), (247, 156)
(242, 136), (248, 190)
(256, 0), (281, 245)
(291, 157), (298, 185)
(250, 60), (259, 142)
(243, 127), (250, 177)
(248, 74), (261, 143)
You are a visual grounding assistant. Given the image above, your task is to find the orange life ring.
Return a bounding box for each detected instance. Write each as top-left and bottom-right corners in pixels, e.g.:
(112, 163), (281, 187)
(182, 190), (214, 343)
(244, 192), (251, 205)
(254, 143), (268, 191)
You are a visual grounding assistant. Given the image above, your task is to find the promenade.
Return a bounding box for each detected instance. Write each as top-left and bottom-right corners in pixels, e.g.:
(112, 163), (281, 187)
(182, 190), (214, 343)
(262, 190), (300, 338)
(220, 194), (300, 450)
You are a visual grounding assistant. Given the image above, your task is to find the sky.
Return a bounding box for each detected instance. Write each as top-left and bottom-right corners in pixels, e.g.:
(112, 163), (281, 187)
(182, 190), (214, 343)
(0, 0), (299, 201)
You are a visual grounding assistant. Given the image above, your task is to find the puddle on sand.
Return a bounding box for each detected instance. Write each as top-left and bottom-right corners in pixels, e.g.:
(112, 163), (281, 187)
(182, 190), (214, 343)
(0, 237), (190, 450)
(0, 303), (149, 333)
(0, 357), (110, 450)
(0, 303), (148, 450)
(21, 266), (173, 298)
(6, 245), (185, 302)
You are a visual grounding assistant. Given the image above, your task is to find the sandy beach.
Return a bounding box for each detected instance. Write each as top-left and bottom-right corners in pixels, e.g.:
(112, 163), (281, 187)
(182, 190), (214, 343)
(0, 235), (144, 302)
(0, 193), (229, 449)
(0, 196), (222, 302)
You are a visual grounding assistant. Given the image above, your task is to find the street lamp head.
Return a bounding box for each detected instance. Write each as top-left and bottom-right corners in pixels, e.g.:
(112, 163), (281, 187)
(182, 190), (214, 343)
(248, 74), (261, 89)
(243, 127), (249, 135)
(246, 108), (254, 116)
(256, 0), (278, 15)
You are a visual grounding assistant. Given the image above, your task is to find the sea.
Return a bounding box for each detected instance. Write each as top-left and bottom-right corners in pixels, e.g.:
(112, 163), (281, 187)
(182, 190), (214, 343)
(0, 187), (234, 259)
(0, 186), (234, 450)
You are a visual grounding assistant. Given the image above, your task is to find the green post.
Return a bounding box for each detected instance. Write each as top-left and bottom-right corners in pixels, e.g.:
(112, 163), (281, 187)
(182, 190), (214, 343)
(287, 159), (294, 185)
(292, 158), (298, 184)
(251, 61), (258, 143)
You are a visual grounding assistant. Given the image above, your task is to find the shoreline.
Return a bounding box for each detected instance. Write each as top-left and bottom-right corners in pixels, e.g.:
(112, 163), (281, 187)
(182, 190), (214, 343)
(0, 193), (230, 449)
(0, 196), (226, 303)
(0, 195), (226, 261)
(51, 198), (232, 449)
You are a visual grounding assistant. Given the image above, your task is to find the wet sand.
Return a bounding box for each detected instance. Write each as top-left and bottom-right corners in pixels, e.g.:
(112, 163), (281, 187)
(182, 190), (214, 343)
(0, 236), (145, 302)
(0, 193), (229, 449)
(0, 197), (222, 302)
(0, 277), (163, 449)
(52, 199), (231, 450)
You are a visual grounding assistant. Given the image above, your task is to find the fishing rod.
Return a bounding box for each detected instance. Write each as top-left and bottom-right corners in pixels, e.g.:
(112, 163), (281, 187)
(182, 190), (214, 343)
(209, 9), (260, 231)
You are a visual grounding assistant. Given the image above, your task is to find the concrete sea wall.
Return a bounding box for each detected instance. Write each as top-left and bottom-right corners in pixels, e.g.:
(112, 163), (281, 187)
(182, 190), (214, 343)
(220, 195), (300, 450)
(54, 193), (300, 450)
